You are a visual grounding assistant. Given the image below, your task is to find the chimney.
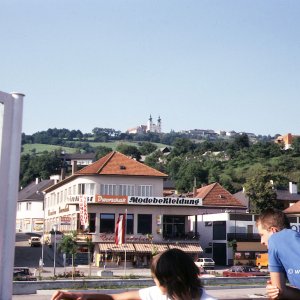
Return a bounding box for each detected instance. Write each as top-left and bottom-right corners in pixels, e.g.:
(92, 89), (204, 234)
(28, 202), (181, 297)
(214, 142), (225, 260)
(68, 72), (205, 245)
(50, 175), (60, 185)
(35, 178), (39, 185)
(289, 182), (298, 194)
(71, 160), (78, 174)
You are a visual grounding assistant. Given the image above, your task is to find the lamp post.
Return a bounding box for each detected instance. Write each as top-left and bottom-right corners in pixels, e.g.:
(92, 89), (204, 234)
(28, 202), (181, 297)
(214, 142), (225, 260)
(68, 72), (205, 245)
(53, 224), (58, 277)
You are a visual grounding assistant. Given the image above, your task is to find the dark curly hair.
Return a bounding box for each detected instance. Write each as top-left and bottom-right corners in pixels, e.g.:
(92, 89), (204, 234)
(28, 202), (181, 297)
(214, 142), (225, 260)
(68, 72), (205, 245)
(150, 248), (202, 300)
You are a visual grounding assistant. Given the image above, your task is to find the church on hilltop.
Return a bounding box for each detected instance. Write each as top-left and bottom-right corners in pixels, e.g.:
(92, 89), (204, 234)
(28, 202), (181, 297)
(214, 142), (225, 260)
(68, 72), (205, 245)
(127, 115), (162, 134)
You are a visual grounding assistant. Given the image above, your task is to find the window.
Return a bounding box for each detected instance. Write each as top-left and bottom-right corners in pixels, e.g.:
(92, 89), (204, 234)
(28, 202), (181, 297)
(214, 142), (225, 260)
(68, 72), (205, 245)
(213, 221), (226, 240)
(119, 184), (135, 196)
(100, 184), (117, 195)
(119, 213), (134, 234)
(163, 215), (185, 239)
(26, 202), (32, 211)
(88, 213), (96, 233)
(137, 214), (152, 234)
(137, 185), (153, 197)
(100, 213), (115, 233)
(78, 183), (95, 195)
(17, 203), (21, 211)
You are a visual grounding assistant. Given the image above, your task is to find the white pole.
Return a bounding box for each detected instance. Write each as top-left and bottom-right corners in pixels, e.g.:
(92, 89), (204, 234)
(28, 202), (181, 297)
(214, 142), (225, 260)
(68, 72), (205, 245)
(0, 92), (24, 299)
(53, 224), (57, 277)
(124, 209), (127, 276)
(41, 194), (45, 272)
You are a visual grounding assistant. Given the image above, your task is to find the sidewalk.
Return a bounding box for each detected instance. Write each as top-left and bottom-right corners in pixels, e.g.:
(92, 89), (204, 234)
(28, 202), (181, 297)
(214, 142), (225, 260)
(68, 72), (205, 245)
(36, 265), (152, 278)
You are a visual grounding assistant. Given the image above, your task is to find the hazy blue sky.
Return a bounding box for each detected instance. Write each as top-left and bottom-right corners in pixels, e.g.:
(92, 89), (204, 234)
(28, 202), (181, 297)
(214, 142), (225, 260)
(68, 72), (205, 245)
(1, 1), (299, 136)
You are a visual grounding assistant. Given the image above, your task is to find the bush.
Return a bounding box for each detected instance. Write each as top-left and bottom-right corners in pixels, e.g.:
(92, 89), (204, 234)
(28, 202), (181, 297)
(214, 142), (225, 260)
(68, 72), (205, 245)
(56, 270), (85, 278)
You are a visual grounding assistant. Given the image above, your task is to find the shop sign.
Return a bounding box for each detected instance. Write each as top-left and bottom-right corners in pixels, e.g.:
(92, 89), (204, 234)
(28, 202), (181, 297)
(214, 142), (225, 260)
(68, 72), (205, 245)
(60, 216), (71, 225)
(95, 195), (203, 207)
(96, 195), (128, 204)
(67, 195), (94, 203)
(98, 233), (149, 242)
(128, 196), (202, 206)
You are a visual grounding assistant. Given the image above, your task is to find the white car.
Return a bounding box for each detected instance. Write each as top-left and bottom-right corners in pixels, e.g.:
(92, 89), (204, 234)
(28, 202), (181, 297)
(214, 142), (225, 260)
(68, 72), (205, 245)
(28, 237), (41, 247)
(195, 258), (215, 269)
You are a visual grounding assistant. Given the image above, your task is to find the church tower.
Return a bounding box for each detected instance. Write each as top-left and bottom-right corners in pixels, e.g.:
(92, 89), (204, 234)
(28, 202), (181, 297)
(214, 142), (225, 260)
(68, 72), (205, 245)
(147, 115), (153, 132)
(157, 116), (162, 133)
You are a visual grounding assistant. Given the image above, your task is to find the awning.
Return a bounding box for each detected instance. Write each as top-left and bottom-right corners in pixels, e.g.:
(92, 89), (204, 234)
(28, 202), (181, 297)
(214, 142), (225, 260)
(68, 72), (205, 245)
(134, 243), (169, 253)
(98, 243), (135, 252)
(168, 243), (203, 253)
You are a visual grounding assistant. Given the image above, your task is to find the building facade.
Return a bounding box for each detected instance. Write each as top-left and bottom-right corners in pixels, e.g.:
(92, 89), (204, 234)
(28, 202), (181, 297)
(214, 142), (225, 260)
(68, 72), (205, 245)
(198, 212), (300, 266)
(43, 151), (246, 266)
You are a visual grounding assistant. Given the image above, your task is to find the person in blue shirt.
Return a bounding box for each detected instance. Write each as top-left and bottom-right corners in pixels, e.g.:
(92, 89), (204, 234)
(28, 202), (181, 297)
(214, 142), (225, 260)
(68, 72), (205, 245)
(256, 208), (300, 299)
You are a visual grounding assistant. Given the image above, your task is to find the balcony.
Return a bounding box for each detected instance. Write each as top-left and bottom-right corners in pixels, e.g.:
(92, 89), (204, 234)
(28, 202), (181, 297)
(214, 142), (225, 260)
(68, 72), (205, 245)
(227, 233), (260, 242)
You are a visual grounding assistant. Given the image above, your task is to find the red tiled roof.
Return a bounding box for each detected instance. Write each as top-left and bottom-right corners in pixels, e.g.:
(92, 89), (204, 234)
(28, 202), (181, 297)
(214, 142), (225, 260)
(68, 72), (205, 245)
(195, 182), (245, 207)
(44, 151), (168, 193)
(284, 201), (300, 214)
(76, 151), (168, 177)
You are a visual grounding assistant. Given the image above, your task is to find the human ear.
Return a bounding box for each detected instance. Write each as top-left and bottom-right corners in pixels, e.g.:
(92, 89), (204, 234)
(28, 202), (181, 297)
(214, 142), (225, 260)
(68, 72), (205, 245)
(270, 227), (279, 233)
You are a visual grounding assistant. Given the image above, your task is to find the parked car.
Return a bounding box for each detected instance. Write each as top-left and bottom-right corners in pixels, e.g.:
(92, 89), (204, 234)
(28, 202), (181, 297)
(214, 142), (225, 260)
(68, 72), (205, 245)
(195, 258), (215, 269)
(28, 237), (41, 247)
(13, 267), (37, 281)
(223, 265), (268, 277)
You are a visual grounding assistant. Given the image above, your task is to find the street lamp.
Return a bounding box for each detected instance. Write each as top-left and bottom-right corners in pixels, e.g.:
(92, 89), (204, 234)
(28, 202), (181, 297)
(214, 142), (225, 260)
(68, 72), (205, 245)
(52, 224), (58, 277)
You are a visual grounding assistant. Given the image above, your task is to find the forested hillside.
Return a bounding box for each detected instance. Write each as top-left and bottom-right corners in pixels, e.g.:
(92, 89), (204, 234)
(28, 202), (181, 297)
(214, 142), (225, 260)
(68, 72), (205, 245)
(20, 128), (300, 213)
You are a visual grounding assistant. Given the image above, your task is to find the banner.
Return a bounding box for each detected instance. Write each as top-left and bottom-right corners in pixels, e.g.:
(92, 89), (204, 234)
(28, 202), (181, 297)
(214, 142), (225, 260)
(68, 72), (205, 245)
(115, 214), (126, 245)
(79, 195), (89, 228)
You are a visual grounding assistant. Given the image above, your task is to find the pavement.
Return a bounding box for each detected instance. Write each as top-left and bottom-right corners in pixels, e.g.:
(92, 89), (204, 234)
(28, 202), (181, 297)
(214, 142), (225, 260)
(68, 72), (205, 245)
(12, 287), (268, 299)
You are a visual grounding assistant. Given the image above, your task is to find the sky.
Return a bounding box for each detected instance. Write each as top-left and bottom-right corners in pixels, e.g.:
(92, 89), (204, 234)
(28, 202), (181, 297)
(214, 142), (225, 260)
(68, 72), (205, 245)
(1, 0), (299, 136)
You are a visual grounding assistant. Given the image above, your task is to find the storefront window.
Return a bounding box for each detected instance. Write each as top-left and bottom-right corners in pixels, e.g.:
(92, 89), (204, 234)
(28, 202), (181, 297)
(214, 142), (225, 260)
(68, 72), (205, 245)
(89, 213), (96, 233)
(137, 214), (152, 234)
(163, 215), (185, 239)
(119, 213), (134, 234)
(100, 213), (115, 233)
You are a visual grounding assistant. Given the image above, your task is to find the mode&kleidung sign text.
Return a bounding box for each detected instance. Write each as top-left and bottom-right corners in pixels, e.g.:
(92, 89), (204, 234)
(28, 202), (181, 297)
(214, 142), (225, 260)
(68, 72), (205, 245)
(96, 195), (202, 207)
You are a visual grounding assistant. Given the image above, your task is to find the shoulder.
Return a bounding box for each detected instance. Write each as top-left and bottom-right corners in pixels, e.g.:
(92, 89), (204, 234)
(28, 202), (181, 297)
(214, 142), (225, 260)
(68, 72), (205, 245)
(200, 289), (217, 300)
(139, 286), (164, 300)
(269, 229), (295, 243)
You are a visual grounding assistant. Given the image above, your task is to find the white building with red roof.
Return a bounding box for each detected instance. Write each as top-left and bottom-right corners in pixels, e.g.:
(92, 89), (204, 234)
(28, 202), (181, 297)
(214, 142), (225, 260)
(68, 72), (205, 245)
(44, 151), (246, 267)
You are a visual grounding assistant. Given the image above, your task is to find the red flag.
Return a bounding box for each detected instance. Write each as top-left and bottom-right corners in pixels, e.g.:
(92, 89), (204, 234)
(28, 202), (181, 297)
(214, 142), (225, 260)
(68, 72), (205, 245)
(115, 214), (126, 245)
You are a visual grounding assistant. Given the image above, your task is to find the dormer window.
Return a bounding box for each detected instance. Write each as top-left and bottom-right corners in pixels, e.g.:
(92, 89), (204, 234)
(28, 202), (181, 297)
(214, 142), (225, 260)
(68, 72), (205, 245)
(120, 165), (126, 170)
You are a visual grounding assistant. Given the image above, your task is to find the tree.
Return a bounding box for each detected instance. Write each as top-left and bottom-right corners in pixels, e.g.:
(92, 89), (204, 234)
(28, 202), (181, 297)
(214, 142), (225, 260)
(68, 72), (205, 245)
(94, 146), (113, 160)
(291, 137), (300, 155)
(139, 142), (157, 155)
(58, 232), (78, 279)
(244, 171), (282, 213)
(116, 144), (141, 161)
(86, 237), (94, 277)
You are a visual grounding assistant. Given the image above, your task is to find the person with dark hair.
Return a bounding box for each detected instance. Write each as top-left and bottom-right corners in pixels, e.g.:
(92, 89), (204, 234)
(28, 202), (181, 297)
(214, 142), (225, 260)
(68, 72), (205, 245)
(51, 248), (216, 300)
(256, 208), (300, 299)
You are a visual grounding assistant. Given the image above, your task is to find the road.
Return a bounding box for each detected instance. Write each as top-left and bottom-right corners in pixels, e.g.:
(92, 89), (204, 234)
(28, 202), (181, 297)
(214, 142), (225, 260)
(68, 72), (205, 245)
(15, 233), (64, 268)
